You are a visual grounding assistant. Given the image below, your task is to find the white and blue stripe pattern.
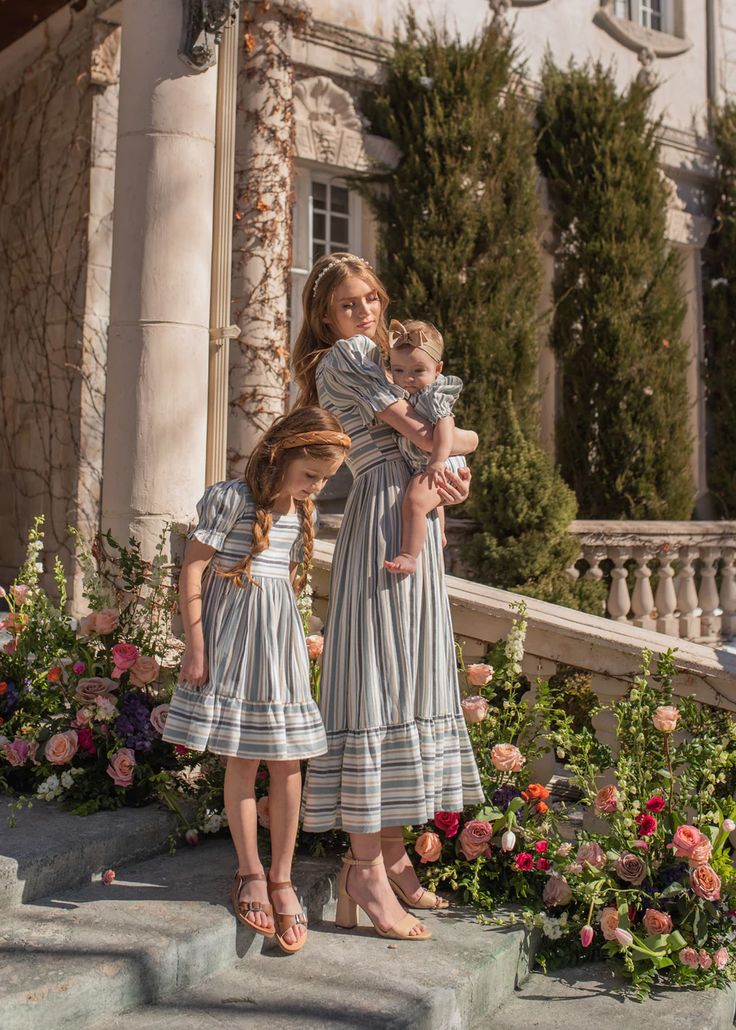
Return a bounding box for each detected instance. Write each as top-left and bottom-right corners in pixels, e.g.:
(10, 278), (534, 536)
(301, 336), (483, 833)
(163, 480), (327, 761)
(396, 374), (468, 476)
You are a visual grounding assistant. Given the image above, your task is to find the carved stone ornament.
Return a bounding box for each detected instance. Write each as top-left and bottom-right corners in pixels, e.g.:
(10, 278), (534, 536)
(179, 0), (240, 72)
(594, 1), (692, 57)
(294, 76), (366, 169)
(90, 20), (121, 86)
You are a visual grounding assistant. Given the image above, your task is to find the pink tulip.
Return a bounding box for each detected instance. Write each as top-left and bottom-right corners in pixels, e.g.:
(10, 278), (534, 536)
(580, 925), (594, 948)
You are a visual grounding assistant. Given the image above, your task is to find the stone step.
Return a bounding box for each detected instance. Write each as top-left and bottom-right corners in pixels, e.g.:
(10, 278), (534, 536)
(2, 836), (535, 1030)
(490, 964), (736, 1030)
(0, 797), (179, 910)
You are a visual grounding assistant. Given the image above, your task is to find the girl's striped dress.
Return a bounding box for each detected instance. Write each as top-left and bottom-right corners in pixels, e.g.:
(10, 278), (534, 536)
(301, 335), (483, 834)
(163, 480), (327, 760)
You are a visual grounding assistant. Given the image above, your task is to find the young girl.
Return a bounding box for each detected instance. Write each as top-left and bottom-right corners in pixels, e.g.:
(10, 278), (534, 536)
(383, 319), (467, 575)
(294, 253), (483, 943)
(163, 407), (350, 954)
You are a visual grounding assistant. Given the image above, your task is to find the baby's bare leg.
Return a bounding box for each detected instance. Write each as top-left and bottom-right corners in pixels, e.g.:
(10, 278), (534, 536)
(385, 474), (444, 575)
(438, 505), (447, 549)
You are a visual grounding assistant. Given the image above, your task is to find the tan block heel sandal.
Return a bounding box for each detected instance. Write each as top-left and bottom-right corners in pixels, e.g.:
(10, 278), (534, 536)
(335, 853), (432, 941)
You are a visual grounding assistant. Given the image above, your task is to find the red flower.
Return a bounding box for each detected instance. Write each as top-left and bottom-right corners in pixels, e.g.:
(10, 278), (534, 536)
(514, 852), (534, 871)
(635, 813), (657, 836)
(535, 840), (549, 853)
(174, 744), (189, 756)
(536, 857), (551, 872)
(434, 810), (461, 838)
(646, 796), (666, 813)
(77, 727), (97, 755)
(0, 682), (7, 695)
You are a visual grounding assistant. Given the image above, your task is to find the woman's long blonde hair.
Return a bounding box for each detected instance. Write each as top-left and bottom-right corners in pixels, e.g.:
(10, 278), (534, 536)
(292, 252), (391, 409)
(219, 407), (350, 594)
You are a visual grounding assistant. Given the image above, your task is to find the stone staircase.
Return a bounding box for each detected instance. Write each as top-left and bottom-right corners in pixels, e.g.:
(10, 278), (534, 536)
(1, 800), (734, 1029)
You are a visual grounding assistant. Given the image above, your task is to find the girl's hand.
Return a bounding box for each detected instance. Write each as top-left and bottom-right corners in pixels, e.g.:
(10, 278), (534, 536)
(437, 466), (471, 507)
(179, 646), (208, 688)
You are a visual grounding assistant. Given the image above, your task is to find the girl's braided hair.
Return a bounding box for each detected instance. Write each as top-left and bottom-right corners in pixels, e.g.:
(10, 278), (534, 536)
(219, 406), (350, 593)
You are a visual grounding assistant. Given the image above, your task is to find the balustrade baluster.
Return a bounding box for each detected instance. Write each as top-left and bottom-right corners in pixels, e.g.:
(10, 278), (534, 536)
(631, 548), (655, 630)
(698, 547), (722, 641)
(607, 548), (631, 622)
(654, 546), (678, 636)
(675, 548), (700, 639)
(720, 548), (736, 640)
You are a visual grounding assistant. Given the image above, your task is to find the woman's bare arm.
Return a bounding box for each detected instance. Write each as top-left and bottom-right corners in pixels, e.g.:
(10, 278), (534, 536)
(178, 538), (214, 686)
(376, 400), (478, 455)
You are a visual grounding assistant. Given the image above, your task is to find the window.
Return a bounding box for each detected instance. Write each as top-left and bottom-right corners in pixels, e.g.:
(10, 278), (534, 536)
(310, 181), (351, 263)
(613, 0), (673, 34)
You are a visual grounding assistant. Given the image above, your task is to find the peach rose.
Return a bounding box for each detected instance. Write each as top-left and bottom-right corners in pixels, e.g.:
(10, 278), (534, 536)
(459, 819), (492, 861)
(75, 677), (118, 704)
(576, 841), (607, 871)
(79, 608), (120, 636)
(600, 907), (619, 941)
(490, 743), (525, 772)
(713, 947), (729, 970)
(4, 738), (30, 767)
(670, 824), (704, 860)
(256, 795), (270, 829)
(542, 873), (572, 907)
(461, 696), (489, 724)
(688, 836), (713, 868)
(690, 864), (721, 901)
(305, 635), (324, 660)
(149, 704), (170, 735)
(679, 947), (699, 969)
(614, 852), (647, 886)
(129, 655), (160, 686)
(45, 730), (78, 766)
(107, 747), (135, 787)
(466, 663), (494, 687)
(415, 831), (443, 864)
(642, 909), (672, 936)
(594, 784), (619, 814)
(652, 705), (680, 733)
(699, 950), (713, 970)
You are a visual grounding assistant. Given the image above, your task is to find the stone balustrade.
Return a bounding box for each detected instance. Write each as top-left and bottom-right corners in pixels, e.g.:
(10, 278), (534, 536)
(311, 538), (736, 755)
(568, 520), (736, 644)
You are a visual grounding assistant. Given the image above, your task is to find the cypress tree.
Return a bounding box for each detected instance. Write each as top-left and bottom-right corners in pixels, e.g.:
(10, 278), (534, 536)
(536, 59), (693, 519)
(703, 104), (736, 516)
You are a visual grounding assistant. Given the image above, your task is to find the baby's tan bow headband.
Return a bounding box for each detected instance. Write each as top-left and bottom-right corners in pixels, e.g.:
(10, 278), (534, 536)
(388, 319), (443, 363)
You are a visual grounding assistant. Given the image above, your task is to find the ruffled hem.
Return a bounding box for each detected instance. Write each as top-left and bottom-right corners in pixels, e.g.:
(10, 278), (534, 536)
(163, 689), (328, 760)
(301, 712), (484, 833)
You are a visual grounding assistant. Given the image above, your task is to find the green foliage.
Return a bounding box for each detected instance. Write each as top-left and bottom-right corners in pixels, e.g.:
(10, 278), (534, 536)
(537, 59), (693, 519)
(703, 103), (736, 515)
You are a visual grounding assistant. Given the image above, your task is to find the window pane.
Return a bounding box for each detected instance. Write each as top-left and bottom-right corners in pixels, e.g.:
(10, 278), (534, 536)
(312, 242), (325, 262)
(614, 0), (629, 17)
(313, 212), (326, 241)
(312, 181), (327, 207)
(331, 216), (349, 245)
(331, 186), (349, 214)
(641, 0), (663, 30)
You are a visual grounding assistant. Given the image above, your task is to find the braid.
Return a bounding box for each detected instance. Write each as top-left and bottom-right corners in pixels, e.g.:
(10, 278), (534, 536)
(293, 496), (315, 596)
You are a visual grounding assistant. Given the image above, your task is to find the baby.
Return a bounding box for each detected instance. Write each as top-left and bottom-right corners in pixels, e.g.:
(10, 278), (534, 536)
(384, 319), (467, 575)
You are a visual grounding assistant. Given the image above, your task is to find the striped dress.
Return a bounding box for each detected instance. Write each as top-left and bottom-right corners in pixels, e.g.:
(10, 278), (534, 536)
(396, 373), (468, 476)
(163, 480), (327, 761)
(301, 335), (483, 834)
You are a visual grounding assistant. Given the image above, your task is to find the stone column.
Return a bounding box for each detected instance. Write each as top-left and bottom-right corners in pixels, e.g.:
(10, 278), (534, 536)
(101, 0), (217, 552)
(228, 2), (307, 476)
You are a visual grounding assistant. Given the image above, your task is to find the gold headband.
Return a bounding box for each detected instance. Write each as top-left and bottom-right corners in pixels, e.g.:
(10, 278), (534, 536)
(278, 430), (352, 450)
(388, 319), (443, 363)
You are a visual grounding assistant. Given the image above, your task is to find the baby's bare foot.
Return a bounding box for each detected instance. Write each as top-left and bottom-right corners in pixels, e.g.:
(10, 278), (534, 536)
(384, 554), (417, 575)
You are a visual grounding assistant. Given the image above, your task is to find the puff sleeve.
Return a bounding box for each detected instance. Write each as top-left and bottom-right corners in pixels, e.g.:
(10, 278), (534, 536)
(187, 480), (250, 551)
(316, 335), (405, 427)
(412, 374), (463, 424)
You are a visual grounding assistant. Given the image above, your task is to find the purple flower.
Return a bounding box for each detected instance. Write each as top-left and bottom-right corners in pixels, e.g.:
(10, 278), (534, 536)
(493, 785), (523, 812)
(114, 691), (157, 753)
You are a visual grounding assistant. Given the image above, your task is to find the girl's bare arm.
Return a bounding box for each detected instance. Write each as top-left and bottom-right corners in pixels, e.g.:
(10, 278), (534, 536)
(178, 538), (214, 686)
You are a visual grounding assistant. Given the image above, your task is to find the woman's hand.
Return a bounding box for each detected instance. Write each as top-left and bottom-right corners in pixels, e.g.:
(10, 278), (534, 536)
(437, 466), (471, 507)
(179, 645), (208, 688)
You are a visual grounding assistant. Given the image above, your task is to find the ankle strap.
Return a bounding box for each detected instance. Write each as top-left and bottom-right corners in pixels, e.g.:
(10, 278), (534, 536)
(342, 852), (383, 869)
(267, 875), (293, 890)
(236, 871), (266, 886)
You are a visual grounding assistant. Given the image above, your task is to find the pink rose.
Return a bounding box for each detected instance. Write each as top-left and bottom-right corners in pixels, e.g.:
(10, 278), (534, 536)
(646, 795), (666, 813)
(536, 857), (551, 872)
(490, 743), (525, 772)
(149, 704), (170, 735)
(79, 608), (119, 636)
(415, 831), (442, 864)
(600, 907), (619, 941)
(699, 949), (713, 970)
(305, 635), (324, 660)
(580, 925), (594, 948)
(129, 655), (160, 686)
(543, 873), (572, 907)
(634, 813), (657, 837)
(614, 852), (647, 886)
(690, 864), (721, 901)
(4, 738), (30, 766)
(576, 841), (607, 871)
(75, 677), (118, 704)
(679, 947), (699, 969)
(434, 811), (460, 838)
(459, 819), (492, 861)
(73, 707), (93, 727)
(466, 663), (494, 687)
(671, 825), (705, 860)
(106, 747), (136, 787)
(594, 784), (619, 814)
(688, 836), (713, 868)
(652, 705), (680, 733)
(642, 909), (672, 935)
(256, 795), (270, 828)
(535, 840), (549, 853)
(514, 852), (534, 871)
(111, 642), (140, 677)
(102, 869), (116, 885)
(631, 839), (650, 851)
(10, 584), (31, 605)
(713, 947), (728, 970)
(461, 696), (489, 724)
(45, 730), (79, 765)
(72, 660), (86, 676)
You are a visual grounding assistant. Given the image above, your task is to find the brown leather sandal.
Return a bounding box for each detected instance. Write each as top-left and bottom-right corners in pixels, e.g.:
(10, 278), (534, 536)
(266, 874), (308, 954)
(230, 871), (275, 937)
